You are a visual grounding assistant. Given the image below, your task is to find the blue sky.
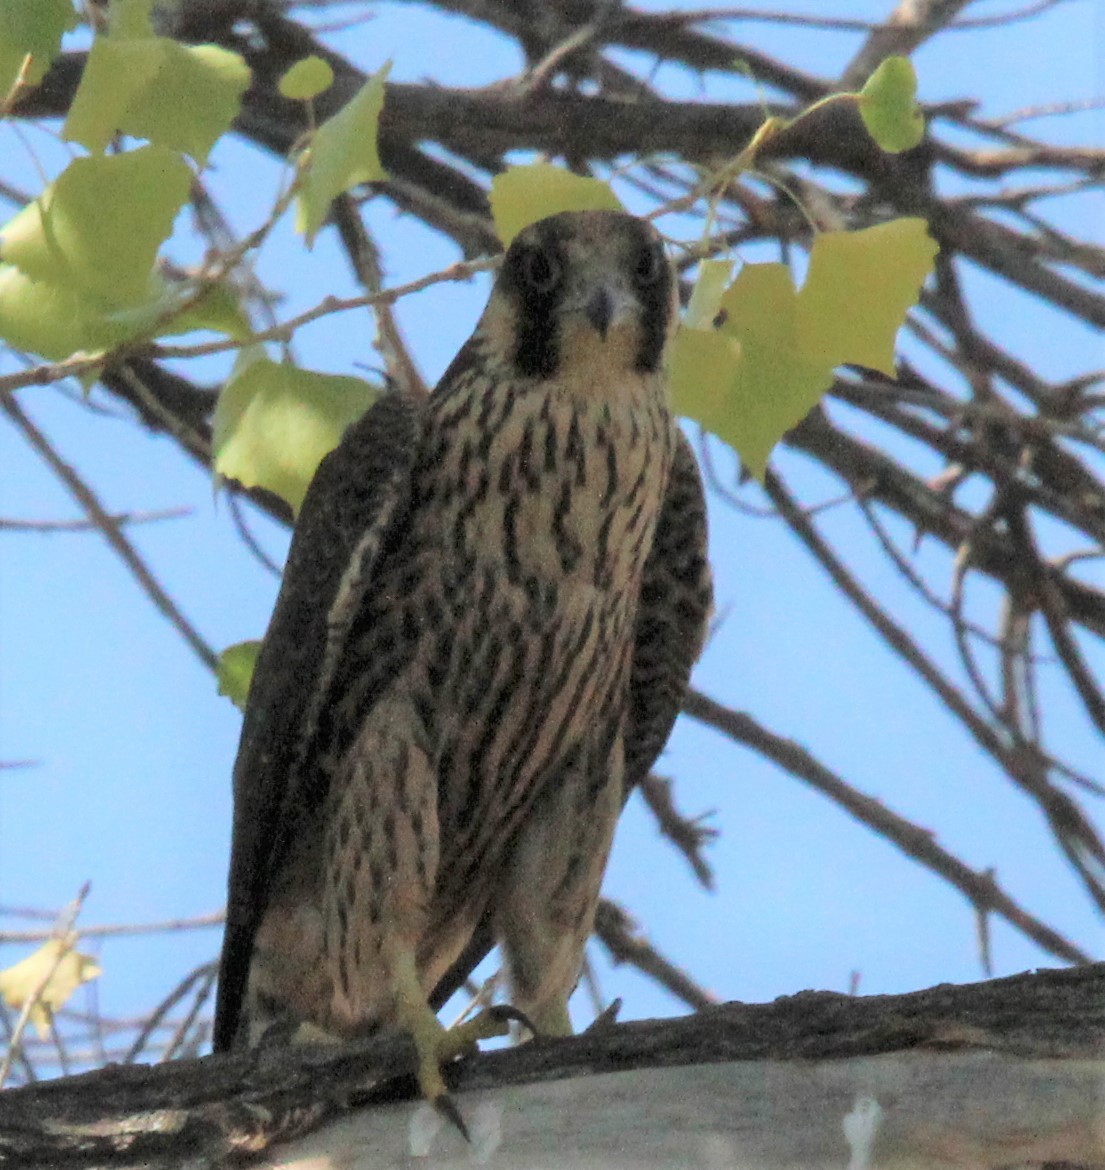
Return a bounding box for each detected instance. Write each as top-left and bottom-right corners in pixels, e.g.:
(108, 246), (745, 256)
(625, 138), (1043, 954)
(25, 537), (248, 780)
(1, 0), (1102, 1072)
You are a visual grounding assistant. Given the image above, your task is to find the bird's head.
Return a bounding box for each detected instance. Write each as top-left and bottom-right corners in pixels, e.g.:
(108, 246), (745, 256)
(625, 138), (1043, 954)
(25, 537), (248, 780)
(479, 210), (678, 384)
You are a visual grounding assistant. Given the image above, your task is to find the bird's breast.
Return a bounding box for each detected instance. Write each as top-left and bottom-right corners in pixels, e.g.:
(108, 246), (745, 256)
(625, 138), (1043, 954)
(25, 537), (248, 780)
(427, 375), (675, 600)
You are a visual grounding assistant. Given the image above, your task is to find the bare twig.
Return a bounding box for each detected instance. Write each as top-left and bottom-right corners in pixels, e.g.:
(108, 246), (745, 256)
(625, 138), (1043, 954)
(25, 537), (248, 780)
(331, 195), (429, 400)
(0, 883), (91, 1089)
(0, 910), (225, 946)
(682, 688), (1091, 967)
(637, 774), (718, 890)
(126, 962), (218, 1064)
(0, 507), (191, 533)
(0, 394), (218, 673)
(594, 899), (718, 1012)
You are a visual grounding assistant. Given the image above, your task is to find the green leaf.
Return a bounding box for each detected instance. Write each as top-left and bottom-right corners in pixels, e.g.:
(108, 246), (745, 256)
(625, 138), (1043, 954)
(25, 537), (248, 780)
(0, 0), (77, 95)
(717, 263), (834, 479)
(669, 326), (741, 436)
(858, 56), (924, 153)
(213, 355), (378, 513)
(296, 63), (390, 245)
(670, 219), (938, 480)
(279, 55), (334, 101)
(105, 271), (252, 342)
(0, 264), (119, 358)
(108, 0), (153, 39)
(489, 164), (623, 245)
(161, 278), (252, 341)
(63, 35), (250, 164)
(0, 147), (193, 308)
(798, 219), (939, 375)
(216, 640), (261, 710)
(684, 259), (732, 330)
(0, 263), (250, 361)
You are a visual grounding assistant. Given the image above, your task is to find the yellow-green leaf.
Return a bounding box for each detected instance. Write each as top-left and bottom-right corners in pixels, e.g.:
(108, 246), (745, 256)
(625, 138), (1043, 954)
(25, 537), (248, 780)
(0, 263), (250, 362)
(0, 0), (77, 95)
(213, 356), (378, 512)
(718, 262), (833, 479)
(279, 55), (334, 101)
(0, 147), (193, 308)
(671, 219), (938, 480)
(858, 55), (924, 153)
(296, 63), (390, 245)
(217, 640), (261, 710)
(489, 164), (623, 245)
(798, 219), (938, 375)
(165, 279), (252, 341)
(684, 259), (733, 330)
(0, 937), (101, 1039)
(0, 264), (118, 358)
(106, 271), (252, 342)
(669, 326), (741, 436)
(64, 36), (250, 164)
(108, 0), (153, 39)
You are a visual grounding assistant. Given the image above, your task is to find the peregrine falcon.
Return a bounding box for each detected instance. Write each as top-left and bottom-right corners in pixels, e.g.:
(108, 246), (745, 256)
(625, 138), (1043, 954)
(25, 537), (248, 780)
(213, 210), (713, 1117)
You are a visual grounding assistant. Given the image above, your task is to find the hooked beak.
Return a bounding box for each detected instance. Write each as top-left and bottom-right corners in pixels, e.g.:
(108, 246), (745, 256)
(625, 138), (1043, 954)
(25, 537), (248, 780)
(585, 286), (616, 339)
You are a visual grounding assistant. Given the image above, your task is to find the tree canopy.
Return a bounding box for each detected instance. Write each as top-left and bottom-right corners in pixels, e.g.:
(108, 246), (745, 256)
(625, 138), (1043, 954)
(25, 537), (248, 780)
(1, 0), (1101, 1084)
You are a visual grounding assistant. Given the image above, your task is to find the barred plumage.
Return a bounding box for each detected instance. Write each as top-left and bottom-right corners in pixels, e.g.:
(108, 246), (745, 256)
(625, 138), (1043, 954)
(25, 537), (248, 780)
(214, 210), (712, 1110)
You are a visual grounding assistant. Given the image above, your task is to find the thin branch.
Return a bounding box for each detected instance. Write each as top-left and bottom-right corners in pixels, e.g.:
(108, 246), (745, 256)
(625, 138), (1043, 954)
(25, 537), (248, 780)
(0, 910), (225, 946)
(841, 0), (975, 89)
(593, 899), (718, 1012)
(637, 774), (717, 890)
(331, 194), (429, 400)
(1007, 503), (1105, 739)
(682, 688), (1091, 967)
(761, 460), (1105, 910)
(0, 1000), (37, 1086)
(0, 394), (218, 674)
(0, 883), (91, 1090)
(228, 492), (284, 579)
(0, 507), (191, 533)
(668, 1), (1067, 34)
(147, 255), (497, 363)
(125, 962), (218, 1065)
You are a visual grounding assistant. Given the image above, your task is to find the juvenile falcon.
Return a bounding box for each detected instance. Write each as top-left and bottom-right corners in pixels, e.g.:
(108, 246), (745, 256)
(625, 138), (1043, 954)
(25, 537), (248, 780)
(213, 210), (713, 1118)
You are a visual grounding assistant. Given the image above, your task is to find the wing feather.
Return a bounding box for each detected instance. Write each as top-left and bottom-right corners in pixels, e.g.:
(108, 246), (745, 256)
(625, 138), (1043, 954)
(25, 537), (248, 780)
(623, 426), (713, 792)
(213, 391), (422, 1051)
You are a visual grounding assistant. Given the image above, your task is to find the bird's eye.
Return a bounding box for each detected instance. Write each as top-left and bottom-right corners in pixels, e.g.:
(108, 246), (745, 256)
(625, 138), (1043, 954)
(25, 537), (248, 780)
(519, 247), (561, 294)
(634, 243), (664, 286)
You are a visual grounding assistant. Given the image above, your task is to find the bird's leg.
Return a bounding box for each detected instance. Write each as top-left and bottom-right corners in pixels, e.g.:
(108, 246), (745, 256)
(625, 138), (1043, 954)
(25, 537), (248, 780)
(519, 997), (573, 1039)
(389, 947), (511, 1134)
(496, 736), (624, 1040)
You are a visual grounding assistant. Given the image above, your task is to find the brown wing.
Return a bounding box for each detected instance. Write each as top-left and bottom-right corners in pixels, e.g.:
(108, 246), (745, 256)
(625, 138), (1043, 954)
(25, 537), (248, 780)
(622, 425), (713, 793)
(213, 391), (422, 1052)
(429, 426), (711, 1010)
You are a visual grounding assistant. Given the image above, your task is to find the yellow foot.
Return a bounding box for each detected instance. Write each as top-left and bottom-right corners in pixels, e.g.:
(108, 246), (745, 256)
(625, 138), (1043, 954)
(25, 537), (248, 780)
(290, 1020), (344, 1046)
(392, 953), (512, 1139)
(517, 1000), (573, 1040)
(404, 1005), (514, 1140)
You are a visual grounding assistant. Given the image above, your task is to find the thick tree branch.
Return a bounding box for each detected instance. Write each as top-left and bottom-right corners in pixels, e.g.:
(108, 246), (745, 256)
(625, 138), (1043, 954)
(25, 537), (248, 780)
(0, 964), (1099, 1168)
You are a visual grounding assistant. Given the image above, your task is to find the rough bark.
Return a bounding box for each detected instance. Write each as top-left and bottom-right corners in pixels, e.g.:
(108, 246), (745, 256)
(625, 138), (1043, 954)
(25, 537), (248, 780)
(0, 964), (1101, 1169)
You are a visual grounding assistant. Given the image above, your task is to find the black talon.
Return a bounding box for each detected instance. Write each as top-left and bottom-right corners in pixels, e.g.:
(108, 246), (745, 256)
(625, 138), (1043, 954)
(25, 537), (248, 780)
(435, 1093), (470, 1143)
(487, 1003), (536, 1033)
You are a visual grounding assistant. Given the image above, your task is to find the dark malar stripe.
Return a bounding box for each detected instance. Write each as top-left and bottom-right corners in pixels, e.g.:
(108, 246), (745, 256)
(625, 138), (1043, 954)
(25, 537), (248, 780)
(501, 230), (567, 379)
(631, 221), (673, 374)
